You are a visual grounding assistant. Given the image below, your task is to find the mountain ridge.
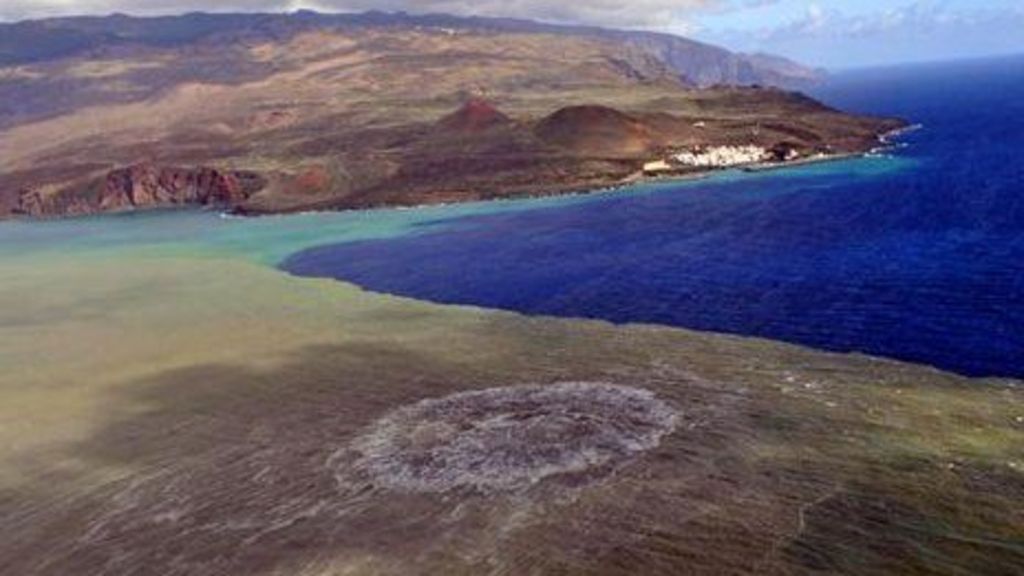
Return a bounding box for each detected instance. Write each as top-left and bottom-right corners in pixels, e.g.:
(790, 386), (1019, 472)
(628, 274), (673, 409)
(0, 9), (823, 88)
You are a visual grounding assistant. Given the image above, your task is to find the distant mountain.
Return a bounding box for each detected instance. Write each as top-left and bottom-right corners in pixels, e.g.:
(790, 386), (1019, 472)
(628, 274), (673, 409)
(608, 34), (825, 88)
(0, 10), (823, 88)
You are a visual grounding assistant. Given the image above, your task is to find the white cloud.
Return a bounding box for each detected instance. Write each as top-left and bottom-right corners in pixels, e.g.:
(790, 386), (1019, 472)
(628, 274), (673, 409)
(757, 2), (1024, 42)
(0, 1), (281, 21)
(704, 1), (1024, 67)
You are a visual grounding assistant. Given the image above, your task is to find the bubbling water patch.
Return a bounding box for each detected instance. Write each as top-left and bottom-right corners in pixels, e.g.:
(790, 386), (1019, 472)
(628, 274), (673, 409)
(343, 382), (678, 493)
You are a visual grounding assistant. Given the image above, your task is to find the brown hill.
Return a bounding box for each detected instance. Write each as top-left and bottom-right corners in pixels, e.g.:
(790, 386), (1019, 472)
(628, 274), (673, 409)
(437, 98), (512, 133)
(535, 106), (655, 158)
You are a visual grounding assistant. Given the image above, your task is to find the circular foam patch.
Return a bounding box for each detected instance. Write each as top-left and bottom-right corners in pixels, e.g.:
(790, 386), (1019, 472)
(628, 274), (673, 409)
(346, 382), (678, 493)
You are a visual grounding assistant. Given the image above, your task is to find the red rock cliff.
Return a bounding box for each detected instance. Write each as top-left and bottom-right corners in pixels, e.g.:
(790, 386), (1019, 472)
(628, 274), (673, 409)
(15, 164), (266, 217)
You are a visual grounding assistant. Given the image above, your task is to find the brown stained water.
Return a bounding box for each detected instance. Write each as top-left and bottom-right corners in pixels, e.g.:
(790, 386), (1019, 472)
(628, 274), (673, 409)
(0, 228), (1022, 575)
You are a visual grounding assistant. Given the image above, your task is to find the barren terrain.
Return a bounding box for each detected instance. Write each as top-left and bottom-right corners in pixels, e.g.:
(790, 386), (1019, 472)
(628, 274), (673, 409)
(0, 13), (899, 217)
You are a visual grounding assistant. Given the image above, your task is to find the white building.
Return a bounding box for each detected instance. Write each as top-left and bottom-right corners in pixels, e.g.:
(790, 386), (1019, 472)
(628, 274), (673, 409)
(673, 145), (769, 168)
(643, 160), (673, 174)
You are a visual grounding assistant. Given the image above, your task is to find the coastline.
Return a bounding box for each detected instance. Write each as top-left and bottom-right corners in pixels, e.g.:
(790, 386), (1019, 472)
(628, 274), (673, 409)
(235, 126), (911, 218)
(741, 152), (864, 173)
(2, 151), (878, 223)
(243, 145), (898, 218)
(3, 126), (910, 223)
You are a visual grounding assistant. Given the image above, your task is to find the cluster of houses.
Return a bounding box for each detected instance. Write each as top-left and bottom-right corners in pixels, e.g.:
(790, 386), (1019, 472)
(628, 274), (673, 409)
(644, 143), (802, 176)
(674, 145), (769, 167)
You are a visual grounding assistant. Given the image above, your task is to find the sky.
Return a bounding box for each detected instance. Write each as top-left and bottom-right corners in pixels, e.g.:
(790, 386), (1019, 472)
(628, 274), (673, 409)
(2, 1), (1023, 68)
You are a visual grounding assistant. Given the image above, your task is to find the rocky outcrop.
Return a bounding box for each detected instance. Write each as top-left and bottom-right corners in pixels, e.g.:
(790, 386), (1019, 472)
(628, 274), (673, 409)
(14, 164), (265, 217)
(609, 33), (824, 88)
(16, 188), (96, 218)
(99, 164), (263, 209)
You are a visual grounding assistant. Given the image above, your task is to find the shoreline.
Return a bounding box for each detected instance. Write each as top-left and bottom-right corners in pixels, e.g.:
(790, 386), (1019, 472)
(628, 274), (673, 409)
(741, 152), (864, 173)
(4, 130), (911, 223)
(0, 151), (878, 224)
(236, 145), (895, 219)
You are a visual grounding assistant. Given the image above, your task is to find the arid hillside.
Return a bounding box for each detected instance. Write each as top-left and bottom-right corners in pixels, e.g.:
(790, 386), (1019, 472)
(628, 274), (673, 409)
(0, 11), (898, 217)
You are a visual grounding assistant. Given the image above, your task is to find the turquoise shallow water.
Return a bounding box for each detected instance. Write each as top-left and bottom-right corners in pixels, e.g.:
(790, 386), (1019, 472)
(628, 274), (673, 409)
(0, 153), (905, 266)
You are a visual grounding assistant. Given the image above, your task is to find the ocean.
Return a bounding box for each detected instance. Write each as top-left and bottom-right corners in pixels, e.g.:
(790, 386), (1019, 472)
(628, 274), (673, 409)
(282, 56), (1024, 378)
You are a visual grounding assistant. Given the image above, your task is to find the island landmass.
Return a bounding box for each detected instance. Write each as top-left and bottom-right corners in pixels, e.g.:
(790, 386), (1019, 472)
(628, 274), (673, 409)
(0, 11), (903, 218)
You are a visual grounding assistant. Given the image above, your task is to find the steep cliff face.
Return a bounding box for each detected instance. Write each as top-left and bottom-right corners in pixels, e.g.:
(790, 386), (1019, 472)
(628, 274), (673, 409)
(99, 164), (263, 209)
(16, 189), (95, 218)
(15, 164), (265, 217)
(611, 33), (824, 88)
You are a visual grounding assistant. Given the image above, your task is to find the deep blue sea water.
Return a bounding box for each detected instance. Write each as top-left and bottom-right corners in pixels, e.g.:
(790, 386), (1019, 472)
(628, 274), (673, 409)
(283, 56), (1024, 378)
